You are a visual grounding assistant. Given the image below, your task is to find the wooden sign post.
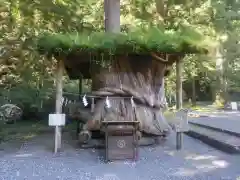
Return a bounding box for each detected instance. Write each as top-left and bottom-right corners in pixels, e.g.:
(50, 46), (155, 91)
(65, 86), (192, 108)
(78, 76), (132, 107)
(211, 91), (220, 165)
(52, 60), (64, 153)
(49, 113), (66, 153)
(175, 109), (189, 150)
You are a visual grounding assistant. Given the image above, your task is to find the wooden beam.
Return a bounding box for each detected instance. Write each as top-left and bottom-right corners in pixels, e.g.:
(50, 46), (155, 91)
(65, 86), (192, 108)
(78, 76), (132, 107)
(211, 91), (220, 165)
(54, 60), (64, 153)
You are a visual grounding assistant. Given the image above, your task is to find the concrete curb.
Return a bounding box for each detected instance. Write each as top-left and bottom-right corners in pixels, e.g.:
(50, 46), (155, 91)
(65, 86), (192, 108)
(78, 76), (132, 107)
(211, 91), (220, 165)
(185, 130), (240, 154)
(188, 121), (240, 137)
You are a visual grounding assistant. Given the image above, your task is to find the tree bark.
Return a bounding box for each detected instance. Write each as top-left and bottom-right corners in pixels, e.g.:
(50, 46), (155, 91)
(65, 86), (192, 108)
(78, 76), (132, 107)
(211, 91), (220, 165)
(78, 0), (172, 137)
(90, 56), (172, 136)
(215, 45), (226, 104)
(155, 0), (166, 22)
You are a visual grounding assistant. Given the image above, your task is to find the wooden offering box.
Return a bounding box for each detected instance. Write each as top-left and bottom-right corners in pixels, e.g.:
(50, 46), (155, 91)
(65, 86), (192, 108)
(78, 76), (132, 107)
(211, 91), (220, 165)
(102, 121), (139, 162)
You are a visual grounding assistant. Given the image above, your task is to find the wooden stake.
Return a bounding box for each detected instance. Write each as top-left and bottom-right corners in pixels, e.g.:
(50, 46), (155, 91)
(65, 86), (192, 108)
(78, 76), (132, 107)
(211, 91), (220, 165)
(176, 132), (183, 150)
(55, 60), (64, 153)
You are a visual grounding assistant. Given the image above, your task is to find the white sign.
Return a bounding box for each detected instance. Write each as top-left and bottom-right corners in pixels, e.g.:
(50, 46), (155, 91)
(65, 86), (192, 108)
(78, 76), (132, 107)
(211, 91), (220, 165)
(175, 109), (189, 132)
(48, 114), (66, 126)
(231, 102), (238, 110)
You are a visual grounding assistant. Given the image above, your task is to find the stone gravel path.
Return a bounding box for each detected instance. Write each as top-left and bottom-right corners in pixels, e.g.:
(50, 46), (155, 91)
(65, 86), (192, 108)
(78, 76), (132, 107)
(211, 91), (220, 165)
(0, 133), (240, 180)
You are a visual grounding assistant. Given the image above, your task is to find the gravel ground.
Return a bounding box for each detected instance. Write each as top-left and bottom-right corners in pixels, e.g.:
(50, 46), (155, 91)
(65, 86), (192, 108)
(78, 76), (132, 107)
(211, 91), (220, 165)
(0, 133), (240, 180)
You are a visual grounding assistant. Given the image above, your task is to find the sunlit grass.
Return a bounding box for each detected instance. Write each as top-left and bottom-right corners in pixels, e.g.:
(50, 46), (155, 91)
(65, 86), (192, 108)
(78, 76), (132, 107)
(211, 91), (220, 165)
(164, 102), (215, 124)
(23, 133), (37, 140)
(169, 102), (215, 112)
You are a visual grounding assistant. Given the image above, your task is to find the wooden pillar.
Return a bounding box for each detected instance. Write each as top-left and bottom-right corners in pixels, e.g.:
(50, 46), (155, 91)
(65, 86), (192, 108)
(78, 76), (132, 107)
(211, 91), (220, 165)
(176, 132), (183, 150)
(79, 74), (82, 100)
(91, 98), (95, 112)
(77, 74), (83, 138)
(176, 59), (183, 109)
(104, 0), (120, 32)
(54, 60), (64, 153)
(192, 77), (196, 106)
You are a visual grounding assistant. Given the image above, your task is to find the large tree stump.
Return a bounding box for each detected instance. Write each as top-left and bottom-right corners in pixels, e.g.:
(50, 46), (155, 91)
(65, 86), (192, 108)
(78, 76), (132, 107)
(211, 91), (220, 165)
(86, 54), (172, 137)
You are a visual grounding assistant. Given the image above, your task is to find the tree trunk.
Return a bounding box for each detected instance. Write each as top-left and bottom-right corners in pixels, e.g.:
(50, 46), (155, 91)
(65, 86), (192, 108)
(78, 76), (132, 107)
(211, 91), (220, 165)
(155, 0), (166, 22)
(90, 55), (172, 136)
(78, 0), (171, 138)
(215, 45), (226, 105)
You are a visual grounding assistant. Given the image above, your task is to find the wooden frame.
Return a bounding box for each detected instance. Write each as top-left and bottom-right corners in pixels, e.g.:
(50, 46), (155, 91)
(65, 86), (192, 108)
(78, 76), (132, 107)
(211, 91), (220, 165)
(102, 121), (139, 162)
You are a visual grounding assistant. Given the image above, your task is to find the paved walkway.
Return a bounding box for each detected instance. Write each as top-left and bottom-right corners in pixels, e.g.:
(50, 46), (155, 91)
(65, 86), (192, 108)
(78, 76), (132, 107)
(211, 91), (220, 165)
(189, 111), (240, 134)
(0, 133), (240, 180)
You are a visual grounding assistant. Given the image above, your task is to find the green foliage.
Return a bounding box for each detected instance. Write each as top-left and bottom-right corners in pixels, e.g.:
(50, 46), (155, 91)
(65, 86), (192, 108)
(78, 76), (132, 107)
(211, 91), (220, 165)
(0, 0), (239, 118)
(0, 0), (98, 118)
(0, 121), (50, 142)
(37, 26), (211, 56)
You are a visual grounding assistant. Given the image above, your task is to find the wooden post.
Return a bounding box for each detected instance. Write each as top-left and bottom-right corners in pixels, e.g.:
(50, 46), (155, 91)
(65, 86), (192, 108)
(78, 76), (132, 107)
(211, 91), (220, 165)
(192, 77), (196, 106)
(104, 0), (120, 33)
(76, 74), (83, 138)
(176, 59), (183, 109)
(175, 109), (189, 150)
(176, 132), (183, 150)
(79, 74), (82, 100)
(55, 60), (64, 153)
(91, 98), (95, 112)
